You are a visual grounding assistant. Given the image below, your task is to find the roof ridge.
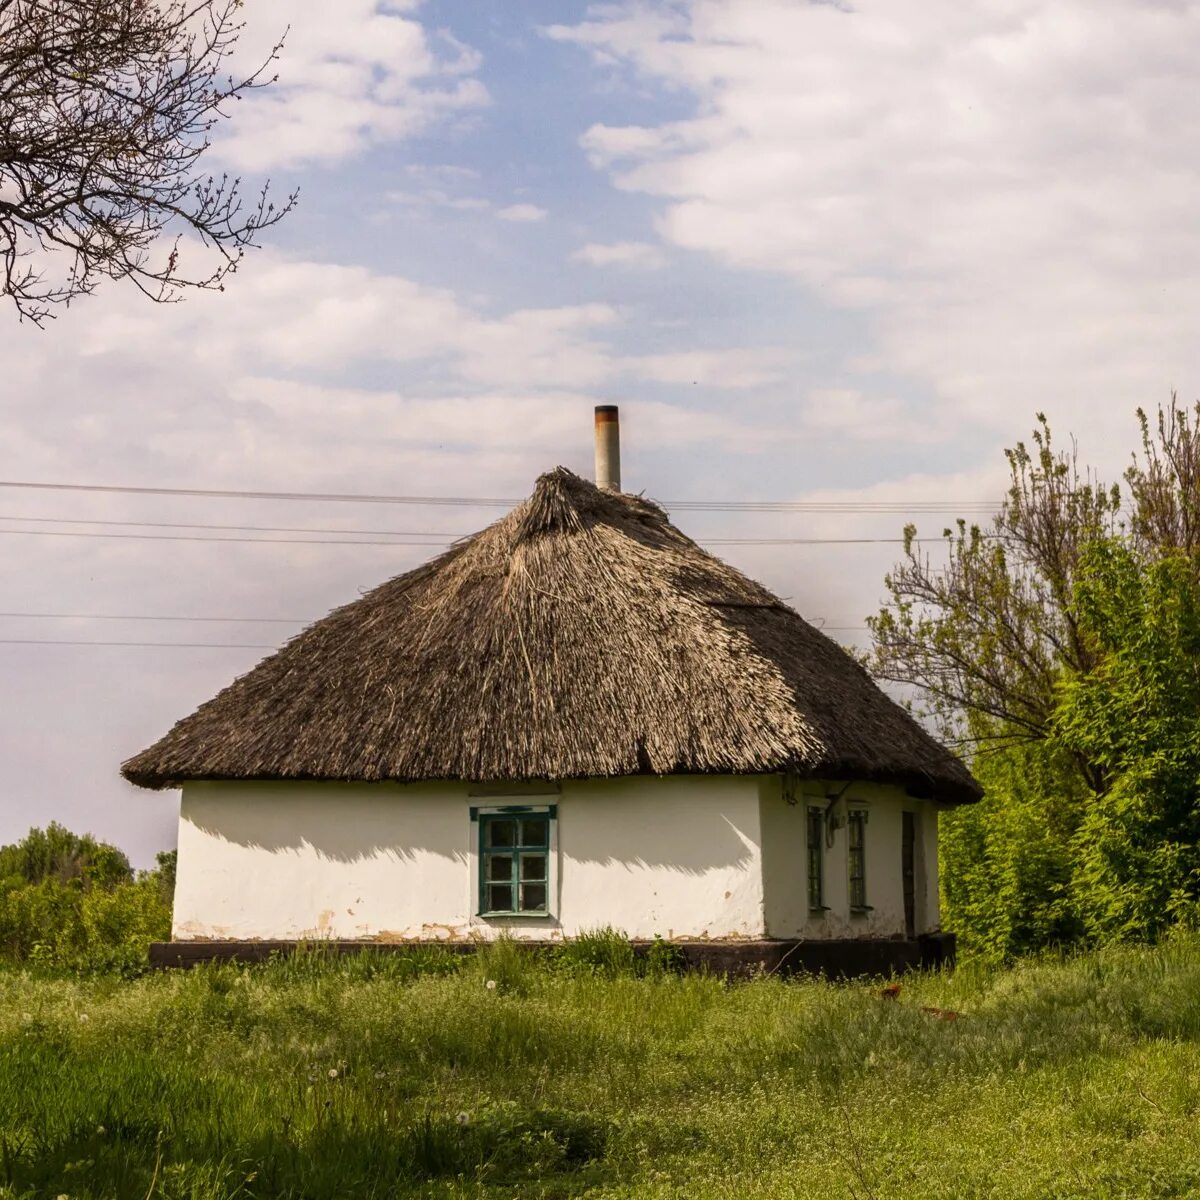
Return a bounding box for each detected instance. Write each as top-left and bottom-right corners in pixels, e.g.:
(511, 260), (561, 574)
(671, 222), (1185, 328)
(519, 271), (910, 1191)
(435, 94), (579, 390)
(512, 467), (669, 544)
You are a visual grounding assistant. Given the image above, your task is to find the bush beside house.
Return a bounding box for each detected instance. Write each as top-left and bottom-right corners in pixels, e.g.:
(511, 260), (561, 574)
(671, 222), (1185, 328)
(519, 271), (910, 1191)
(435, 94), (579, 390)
(0, 824), (172, 974)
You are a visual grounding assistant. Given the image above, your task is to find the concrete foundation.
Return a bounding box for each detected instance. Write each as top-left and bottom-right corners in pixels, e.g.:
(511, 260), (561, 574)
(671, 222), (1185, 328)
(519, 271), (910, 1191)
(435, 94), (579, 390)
(149, 933), (956, 977)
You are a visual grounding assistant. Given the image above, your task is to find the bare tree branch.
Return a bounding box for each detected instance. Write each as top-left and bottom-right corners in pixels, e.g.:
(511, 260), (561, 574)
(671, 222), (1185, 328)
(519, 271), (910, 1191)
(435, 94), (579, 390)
(0, 0), (297, 324)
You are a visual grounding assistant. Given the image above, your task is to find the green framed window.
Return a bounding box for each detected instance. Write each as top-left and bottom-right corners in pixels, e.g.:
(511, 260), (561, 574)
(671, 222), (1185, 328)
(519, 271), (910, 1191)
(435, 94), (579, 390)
(848, 809), (868, 911)
(807, 807), (824, 912)
(477, 810), (551, 916)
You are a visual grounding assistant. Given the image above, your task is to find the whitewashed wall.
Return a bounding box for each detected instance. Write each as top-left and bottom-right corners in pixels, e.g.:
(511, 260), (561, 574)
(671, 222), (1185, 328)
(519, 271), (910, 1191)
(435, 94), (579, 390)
(758, 778), (941, 938)
(172, 775), (765, 942)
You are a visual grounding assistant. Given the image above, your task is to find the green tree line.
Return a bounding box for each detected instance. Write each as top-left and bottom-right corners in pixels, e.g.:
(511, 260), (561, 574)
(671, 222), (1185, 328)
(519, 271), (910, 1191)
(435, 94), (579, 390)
(0, 823), (173, 974)
(871, 401), (1200, 959)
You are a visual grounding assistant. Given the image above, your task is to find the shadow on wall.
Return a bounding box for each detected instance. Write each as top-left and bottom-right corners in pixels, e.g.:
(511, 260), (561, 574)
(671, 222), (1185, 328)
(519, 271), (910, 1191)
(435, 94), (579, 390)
(183, 783), (470, 868)
(564, 811), (758, 879)
(182, 781), (758, 877)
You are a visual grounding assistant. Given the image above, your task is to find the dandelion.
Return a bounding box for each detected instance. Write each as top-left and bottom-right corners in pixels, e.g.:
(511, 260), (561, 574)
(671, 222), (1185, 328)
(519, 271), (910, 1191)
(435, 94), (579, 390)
(77, 1013), (89, 1023)
(95, 1125), (106, 1136)
(456, 1112), (470, 1126)
(328, 1067), (339, 1079)
(485, 979), (497, 990)
(374, 1070), (387, 1080)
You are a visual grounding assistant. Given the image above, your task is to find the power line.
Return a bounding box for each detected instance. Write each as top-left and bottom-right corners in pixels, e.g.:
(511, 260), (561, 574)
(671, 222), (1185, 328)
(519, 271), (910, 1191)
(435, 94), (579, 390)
(0, 524), (968, 549)
(0, 630), (872, 648)
(0, 611), (305, 624)
(0, 479), (514, 508)
(0, 515), (983, 543)
(706, 537), (963, 546)
(0, 639), (278, 649)
(0, 611), (872, 632)
(0, 514), (985, 544)
(0, 528), (448, 547)
(0, 514), (464, 537)
(0, 477), (1001, 514)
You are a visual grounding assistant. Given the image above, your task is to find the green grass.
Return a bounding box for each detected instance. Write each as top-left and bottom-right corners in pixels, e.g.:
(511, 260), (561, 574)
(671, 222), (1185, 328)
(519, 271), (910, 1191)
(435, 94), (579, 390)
(2, 937), (1200, 1198)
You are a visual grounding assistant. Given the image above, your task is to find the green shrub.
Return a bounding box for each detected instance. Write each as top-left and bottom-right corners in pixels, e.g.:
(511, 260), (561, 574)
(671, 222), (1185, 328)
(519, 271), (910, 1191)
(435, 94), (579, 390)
(0, 826), (171, 975)
(0, 821), (132, 888)
(940, 739), (1087, 962)
(552, 929), (683, 978)
(553, 926), (638, 977)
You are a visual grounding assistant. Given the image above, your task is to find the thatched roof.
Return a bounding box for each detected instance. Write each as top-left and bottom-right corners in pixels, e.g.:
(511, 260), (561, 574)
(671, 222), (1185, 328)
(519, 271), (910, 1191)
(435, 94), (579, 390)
(122, 469), (981, 804)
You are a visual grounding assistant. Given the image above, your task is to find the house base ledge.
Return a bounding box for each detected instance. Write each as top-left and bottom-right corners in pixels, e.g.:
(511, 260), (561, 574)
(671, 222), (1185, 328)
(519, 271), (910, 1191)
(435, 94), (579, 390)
(149, 934), (956, 977)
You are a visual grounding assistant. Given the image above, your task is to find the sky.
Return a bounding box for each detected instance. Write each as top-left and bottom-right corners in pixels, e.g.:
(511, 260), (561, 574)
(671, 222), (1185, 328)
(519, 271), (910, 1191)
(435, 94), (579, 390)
(3, 0), (1199, 865)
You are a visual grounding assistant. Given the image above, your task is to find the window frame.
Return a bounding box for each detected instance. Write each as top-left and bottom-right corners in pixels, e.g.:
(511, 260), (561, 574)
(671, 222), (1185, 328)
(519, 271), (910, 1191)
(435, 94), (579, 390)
(847, 807), (871, 913)
(471, 804), (557, 919)
(806, 806), (826, 914)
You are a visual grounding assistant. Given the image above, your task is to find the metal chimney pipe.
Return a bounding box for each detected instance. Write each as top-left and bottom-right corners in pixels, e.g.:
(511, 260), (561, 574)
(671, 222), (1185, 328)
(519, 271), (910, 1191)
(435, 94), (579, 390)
(594, 405), (621, 492)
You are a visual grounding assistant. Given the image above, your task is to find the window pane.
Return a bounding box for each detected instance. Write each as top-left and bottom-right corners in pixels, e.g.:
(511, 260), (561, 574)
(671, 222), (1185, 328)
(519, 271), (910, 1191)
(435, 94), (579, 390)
(808, 809), (823, 909)
(487, 854), (513, 882)
(520, 882), (547, 912)
(520, 818), (548, 847)
(519, 854), (546, 882)
(849, 813), (866, 907)
(486, 819), (516, 848)
(486, 883), (513, 912)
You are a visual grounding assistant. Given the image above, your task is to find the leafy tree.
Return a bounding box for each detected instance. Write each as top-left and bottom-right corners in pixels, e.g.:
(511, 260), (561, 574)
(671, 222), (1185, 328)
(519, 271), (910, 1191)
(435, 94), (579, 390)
(0, 824), (172, 973)
(0, 821), (131, 888)
(0, 0), (296, 323)
(155, 847), (177, 898)
(939, 739), (1087, 960)
(871, 400), (1200, 957)
(868, 415), (1119, 792)
(1054, 541), (1200, 941)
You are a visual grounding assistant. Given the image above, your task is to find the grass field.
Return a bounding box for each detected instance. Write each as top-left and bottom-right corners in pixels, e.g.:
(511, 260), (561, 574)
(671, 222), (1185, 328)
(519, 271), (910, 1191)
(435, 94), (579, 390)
(1, 937), (1199, 1199)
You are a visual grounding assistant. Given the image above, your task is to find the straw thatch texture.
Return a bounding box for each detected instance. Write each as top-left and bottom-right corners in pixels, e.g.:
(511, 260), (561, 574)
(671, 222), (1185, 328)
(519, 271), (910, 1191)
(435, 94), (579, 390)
(122, 469), (980, 804)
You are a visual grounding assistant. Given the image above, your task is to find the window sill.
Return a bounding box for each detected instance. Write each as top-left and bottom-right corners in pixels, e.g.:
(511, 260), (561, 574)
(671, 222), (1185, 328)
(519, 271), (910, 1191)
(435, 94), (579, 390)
(808, 906), (831, 916)
(477, 911), (552, 920)
(850, 906), (874, 916)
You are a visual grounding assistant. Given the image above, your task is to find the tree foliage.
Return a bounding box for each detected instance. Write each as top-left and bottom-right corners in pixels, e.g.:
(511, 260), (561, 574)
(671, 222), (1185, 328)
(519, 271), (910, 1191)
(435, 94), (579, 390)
(1056, 542), (1200, 942)
(0, 0), (295, 323)
(871, 400), (1200, 957)
(869, 416), (1120, 790)
(0, 824), (171, 974)
(0, 820), (130, 888)
(938, 739), (1087, 961)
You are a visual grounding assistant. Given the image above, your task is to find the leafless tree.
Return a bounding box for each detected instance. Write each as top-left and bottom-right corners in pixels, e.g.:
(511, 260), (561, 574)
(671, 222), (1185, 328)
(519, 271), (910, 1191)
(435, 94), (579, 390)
(0, 0), (296, 324)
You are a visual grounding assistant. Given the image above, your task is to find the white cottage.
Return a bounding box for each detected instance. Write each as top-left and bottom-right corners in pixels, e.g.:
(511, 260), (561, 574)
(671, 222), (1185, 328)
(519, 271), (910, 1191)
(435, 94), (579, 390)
(123, 408), (981, 972)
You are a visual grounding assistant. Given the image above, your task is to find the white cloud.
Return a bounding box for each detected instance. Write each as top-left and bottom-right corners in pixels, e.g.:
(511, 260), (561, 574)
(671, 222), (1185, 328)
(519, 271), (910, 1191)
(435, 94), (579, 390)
(801, 389), (955, 445)
(383, 177), (547, 223)
(218, 1), (489, 169)
(552, 0), (1200, 471)
(386, 189), (490, 212)
(63, 248), (801, 399)
(496, 203), (549, 222)
(627, 349), (788, 389)
(572, 240), (666, 269)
